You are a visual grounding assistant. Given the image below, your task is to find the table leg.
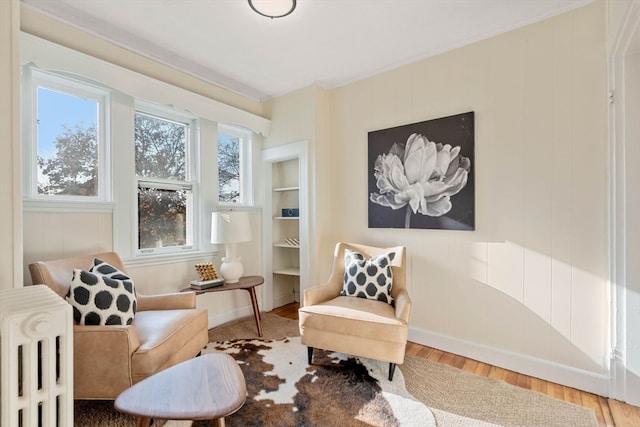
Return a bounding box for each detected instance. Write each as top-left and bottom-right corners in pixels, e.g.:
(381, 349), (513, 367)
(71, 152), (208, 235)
(246, 287), (263, 337)
(136, 416), (152, 427)
(213, 416), (226, 427)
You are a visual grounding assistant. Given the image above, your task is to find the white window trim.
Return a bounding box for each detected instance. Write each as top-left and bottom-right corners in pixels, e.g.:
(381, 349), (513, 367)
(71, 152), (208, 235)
(21, 33), (271, 136)
(22, 68), (111, 206)
(134, 102), (199, 256)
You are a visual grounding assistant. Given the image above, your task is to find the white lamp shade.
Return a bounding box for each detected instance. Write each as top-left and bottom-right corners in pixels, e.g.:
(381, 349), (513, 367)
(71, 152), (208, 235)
(211, 211), (252, 244)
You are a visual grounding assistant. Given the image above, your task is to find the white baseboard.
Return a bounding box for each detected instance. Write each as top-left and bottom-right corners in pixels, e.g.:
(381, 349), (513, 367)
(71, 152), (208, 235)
(408, 326), (610, 397)
(207, 305), (254, 329)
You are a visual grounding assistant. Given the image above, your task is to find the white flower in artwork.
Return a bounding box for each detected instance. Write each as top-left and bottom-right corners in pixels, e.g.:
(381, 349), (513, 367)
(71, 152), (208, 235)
(370, 133), (471, 228)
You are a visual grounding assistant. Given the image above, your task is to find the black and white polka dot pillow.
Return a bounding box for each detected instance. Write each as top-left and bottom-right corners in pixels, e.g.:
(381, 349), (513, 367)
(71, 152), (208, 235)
(89, 258), (130, 280)
(66, 268), (137, 326)
(341, 249), (396, 305)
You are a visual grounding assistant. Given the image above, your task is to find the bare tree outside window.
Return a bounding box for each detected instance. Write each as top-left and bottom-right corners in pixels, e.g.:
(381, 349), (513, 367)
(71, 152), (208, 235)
(137, 187), (188, 249)
(135, 111), (191, 251)
(218, 132), (241, 203)
(36, 87), (99, 196)
(135, 113), (186, 180)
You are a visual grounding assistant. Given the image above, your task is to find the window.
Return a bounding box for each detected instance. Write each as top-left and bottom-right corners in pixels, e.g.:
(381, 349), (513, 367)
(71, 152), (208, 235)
(135, 106), (196, 253)
(25, 69), (109, 201)
(22, 36), (267, 264)
(218, 124), (252, 204)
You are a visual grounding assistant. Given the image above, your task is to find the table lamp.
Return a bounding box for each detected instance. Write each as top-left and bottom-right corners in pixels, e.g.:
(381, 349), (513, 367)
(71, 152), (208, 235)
(210, 211), (252, 283)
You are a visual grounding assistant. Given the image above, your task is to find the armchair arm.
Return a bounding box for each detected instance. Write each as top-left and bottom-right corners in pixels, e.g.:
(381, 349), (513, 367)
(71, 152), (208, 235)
(394, 289), (412, 323)
(137, 291), (196, 311)
(303, 280), (342, 307)
(73, 324), (141, 398)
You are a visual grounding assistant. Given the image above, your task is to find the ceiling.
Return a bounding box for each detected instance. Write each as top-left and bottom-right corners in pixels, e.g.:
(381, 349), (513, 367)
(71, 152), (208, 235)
(21, 0), (595, 101)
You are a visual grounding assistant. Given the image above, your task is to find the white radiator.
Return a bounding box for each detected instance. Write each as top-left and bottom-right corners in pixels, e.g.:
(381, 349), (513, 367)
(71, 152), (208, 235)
(0, 285), (73, 427)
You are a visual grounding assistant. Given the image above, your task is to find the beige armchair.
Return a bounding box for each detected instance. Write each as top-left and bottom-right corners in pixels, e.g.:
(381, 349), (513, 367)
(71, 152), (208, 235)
(298, 242), (410, 380)
(29, 251), (209, 400)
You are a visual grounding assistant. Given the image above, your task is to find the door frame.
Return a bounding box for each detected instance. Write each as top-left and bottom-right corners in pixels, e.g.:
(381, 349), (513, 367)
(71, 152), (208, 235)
(610, 0), (640, 406)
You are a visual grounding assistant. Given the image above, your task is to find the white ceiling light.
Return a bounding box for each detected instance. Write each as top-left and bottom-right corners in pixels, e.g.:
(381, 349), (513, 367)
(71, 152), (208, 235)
(248, 0), (297, 19)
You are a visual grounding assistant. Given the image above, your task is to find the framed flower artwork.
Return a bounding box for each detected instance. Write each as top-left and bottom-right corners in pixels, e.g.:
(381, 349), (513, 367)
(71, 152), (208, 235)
(368, 111), (475, 230)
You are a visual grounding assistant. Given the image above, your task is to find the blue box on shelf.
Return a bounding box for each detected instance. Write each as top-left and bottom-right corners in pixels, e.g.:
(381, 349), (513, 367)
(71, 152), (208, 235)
(281, 208), (299, 217)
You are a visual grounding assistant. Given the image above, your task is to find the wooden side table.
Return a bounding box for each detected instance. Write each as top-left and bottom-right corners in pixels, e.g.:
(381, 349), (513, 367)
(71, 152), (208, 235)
(181, 275), (264, 337)
(115, 353), (246, 427)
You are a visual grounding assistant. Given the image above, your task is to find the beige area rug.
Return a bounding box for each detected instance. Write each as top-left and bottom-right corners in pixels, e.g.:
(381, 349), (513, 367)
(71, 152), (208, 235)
(402, 355), (598, 427)
(74, 313), (598, 427)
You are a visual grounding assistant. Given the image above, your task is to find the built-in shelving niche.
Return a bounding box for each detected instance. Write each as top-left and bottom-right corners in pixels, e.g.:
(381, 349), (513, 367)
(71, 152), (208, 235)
(262, 141), (309, 311)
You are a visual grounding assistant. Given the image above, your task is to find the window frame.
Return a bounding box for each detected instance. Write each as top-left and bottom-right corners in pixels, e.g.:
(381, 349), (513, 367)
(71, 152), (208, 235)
(217, 123), (254, 207)
(21, 33), (270, 266)
(23, 68), (111, 204)
(134, 101), (199, 256)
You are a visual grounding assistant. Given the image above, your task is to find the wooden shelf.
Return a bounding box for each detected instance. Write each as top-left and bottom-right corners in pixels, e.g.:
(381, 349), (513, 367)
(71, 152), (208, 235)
(273, 186), (300, 192)
(273, 267), (300, 276)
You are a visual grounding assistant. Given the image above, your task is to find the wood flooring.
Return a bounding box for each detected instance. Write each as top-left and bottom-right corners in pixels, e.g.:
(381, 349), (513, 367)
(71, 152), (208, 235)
(271, 303), (640, 427)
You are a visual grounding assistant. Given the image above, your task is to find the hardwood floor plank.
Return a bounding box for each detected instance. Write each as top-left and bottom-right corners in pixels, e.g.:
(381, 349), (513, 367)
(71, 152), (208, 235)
(416, 346), (434, 359)
(504, 370), (519, 387)
(271, 302), (640, 427)
(451, 354), (467, 370)
(461, 358), (478, 374)
(516, 373), (532, 390)
(609, 399), (640, 427)
(405, 342), (422, 356)
(564, 386), (583, 406)
(473, 361), (492, 377)
(546, 381), (565, 401)
(530, 376), (547, 394)
(600, 396), (616, 427)
(487, 365), (509, 381)
(438, 350), (456, 367)
(582, 392), (605, 427)
(426, 348), (445, 363)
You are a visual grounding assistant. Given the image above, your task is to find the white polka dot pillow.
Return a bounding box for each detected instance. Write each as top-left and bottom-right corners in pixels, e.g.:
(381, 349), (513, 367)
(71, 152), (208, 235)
(66, 260), (137, 326)
(341, 249), (396, 305)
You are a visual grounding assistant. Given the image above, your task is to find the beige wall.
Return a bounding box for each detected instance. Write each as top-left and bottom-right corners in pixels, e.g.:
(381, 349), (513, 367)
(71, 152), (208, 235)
(263, 86), (334, 285)
(23, 212), (113, 282)
(328, 0), (608, 385)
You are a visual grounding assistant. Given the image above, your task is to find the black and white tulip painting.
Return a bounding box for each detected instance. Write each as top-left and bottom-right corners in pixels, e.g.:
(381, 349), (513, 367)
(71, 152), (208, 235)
(368, 112), (475, 230)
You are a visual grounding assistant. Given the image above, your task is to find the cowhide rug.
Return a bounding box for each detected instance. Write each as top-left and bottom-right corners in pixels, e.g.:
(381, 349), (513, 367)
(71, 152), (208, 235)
(199, 336), (436, 427)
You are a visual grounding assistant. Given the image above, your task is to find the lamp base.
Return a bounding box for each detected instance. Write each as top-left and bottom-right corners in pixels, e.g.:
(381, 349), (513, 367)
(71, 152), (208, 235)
(220, 256), (243, 283)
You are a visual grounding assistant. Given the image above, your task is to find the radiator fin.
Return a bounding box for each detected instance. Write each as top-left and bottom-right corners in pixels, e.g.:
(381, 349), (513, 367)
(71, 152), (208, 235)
(0, 285), (73, 427)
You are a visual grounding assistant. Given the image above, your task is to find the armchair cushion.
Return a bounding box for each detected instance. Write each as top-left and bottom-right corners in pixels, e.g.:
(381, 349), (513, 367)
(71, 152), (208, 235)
(68, 268), (137, 325)
(341, 249), (395, 305)
(300, 296), (407, 343)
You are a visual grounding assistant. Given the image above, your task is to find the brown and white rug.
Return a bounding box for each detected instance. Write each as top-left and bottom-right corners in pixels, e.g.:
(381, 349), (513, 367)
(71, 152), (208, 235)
(201, 336), (440, 427)
(74, 313), (598, 427)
